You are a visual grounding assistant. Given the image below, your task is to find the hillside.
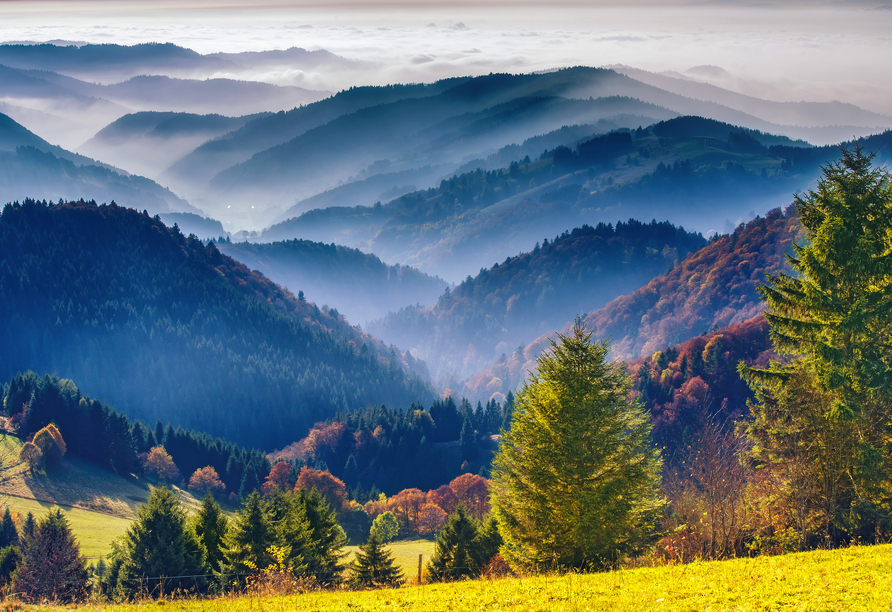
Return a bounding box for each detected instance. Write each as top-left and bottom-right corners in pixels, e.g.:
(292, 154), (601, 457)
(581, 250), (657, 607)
(0, 200), (435, 449)
(0, 112), (196, 215)
(78, 111), (267, 179)
(369, 219), (707, 383)
(218, 239), (448, 325)
(462, 207), (802, 401)
(51, 543), (892, 611)
(263, 116), (844, 282)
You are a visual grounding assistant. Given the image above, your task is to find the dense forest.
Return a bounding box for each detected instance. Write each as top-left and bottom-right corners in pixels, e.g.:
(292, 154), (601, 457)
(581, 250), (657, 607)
(0, 200), (434, 449)
(369, 219), (706, 382)
(270, 394), (513, 496)
(461, 206), (802, 401)
(217, 238), (448, 325)
(2, 372), (271, 497)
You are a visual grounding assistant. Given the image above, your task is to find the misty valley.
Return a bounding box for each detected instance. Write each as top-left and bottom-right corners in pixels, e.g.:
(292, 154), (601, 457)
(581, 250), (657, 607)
(1, 35), (892, 609)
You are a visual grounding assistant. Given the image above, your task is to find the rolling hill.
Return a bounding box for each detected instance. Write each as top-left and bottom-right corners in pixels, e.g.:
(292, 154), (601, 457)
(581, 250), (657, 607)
(0, 200), (435, 449)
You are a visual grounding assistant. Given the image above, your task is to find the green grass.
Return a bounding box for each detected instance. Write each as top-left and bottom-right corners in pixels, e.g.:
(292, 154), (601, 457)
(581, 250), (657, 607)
(343, 538), (436, 580)
(0, 434), (202, 562)
(46, 542), (892, 611)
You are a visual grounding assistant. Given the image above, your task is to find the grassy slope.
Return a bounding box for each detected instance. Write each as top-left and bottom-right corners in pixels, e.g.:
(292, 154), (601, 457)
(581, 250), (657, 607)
(343, 538), (436, 581)
(58, 543), (892, 611)
(0, 435), (200, 562)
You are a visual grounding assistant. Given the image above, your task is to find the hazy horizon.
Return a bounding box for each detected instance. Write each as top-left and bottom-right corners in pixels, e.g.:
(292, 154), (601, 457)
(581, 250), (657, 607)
(3, 1), (892, 115)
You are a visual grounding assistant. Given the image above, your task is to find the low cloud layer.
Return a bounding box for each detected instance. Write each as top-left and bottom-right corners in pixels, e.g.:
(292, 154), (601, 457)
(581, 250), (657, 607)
(1, 3), (891, 114)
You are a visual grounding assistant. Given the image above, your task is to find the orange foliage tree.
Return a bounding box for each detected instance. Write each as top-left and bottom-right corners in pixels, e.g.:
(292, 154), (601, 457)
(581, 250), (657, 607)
(426, 485), (458, 515)
(417, 503), (448, 535)
(142, 446), (181, 483)
(387, 488), (426, 534)
(294, 467), (347, 511)
(262, 461), (295, 496)
(449, 474), (490, 520)
(188, 466), (225, 497)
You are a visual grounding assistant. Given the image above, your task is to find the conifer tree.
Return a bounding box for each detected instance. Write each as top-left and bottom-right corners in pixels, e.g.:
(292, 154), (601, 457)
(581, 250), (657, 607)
(223, 491), (274, 575)
(295, 487), (346, 584)
(491, 319), (663, 571)
(0, 508), (18, 548)
(191, 493), (229, 574)
(426, 504), (480, 581)
(265, 489), (311, 576)
(741, 145), (892, 543)
(116, 487), (206, 596)
(12, 509), (88, 603)
(348, 533), (404, 588)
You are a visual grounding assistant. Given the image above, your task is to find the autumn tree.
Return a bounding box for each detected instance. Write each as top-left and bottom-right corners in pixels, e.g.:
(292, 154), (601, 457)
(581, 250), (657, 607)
(19, 441), (43, 472)
(294, 467), (347, 512)
(262, 462), (295, 496)
(188, 466), (225, 498)
(348, 533), (404, 588)
(12, 509), (88, 603)
(388, 488), (426, 534)
(449, 474), (490, 520)
(142, 446), (181, 483)
(417, 504), (448, 535)
(491, 320), (663, 571)
(32, 424), (66, 469)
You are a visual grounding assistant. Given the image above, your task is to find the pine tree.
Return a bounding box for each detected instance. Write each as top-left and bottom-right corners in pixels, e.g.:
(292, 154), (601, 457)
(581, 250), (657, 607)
(296, 487), (346, 584)
(426, 505), (479, 581)
(459, 415), (479, 462)
(348, 533), (403, 588)
(491, 319), (663, 571)
(741, 145), (892, 543)
(12, 509), (88, 603)
(191, 493), (229, 574)
(0, 508), (18, 548)
(223, 491), (274, 575)
(116, 487), (206, 597)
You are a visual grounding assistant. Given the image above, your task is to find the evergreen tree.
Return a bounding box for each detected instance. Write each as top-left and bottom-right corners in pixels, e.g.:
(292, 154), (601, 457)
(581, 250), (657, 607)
(348, 533), (404, 588)
(295, 487), (346, 584)
(459, 415), (479, 462)
(0, 508), (18, 548)
(191, 493), (229, 574)
(12, 509), (88, 603)
(223, 491), (274, 575)
(491, 320), (663, 571)
(116, 487), (206, 597)
(742, 146), (892, 543)
(0, 546), (19, 585)
(474, 514), (503, 569)
(265, 489), (311, 576)
(427, 505), (479, 582)
(22, 513), (35, 539)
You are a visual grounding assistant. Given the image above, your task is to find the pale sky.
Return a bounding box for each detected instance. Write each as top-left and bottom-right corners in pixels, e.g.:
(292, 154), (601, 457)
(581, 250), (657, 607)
(2, 1), (892, 113)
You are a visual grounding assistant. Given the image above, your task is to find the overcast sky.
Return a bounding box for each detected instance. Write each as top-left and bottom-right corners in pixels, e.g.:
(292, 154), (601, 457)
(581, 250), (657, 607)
(4, 1), (892, 113)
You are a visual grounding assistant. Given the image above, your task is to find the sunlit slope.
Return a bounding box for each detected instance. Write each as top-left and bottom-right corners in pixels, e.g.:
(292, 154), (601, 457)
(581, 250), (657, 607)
(62, 543), (892, 611)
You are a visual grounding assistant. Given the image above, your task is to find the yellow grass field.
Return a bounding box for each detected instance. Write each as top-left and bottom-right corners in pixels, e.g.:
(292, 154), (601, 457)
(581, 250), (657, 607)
(40, 542), (892, 612)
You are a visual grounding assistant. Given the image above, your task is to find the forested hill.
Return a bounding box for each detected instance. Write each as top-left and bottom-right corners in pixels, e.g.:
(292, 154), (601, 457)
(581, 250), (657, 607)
(0, 200), (435, 449)
(217, 238), (448, 325)
(462, 206), (802, 402)
(368, 219), (707, 384)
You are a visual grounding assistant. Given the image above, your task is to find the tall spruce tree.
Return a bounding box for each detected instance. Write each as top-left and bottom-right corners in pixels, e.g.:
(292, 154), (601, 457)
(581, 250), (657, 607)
(12, 509), (88, 603)
(0, 508), (19, 548)
(116, 487), (206, 597)
(741, 145), (892, 543)
(426, 504), (480, 581)
(348, 533), (404, 588)
(223, 491), (274, 575)
(491, 319), (663, 571)
(191, 493), (229, 574)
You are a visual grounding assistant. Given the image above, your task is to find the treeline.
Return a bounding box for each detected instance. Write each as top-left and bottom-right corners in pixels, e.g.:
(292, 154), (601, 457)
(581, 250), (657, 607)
(0, 199), (435, 449)
(370, 219), (706, 382)
(271, 394), (514, 495)
(3, 372), (270, 498)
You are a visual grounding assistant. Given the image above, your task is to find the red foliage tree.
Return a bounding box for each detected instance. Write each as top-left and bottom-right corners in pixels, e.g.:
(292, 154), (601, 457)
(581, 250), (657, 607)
(294, 466), (347, 511)
(426, 485), (459, 515)
(188, 466), (225, 497)
(449, 473), (490, 520)
(262, 461), (295, 496)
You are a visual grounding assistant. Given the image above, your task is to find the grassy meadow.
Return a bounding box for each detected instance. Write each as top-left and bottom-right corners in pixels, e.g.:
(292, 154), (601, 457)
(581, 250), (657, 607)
(41, 542), (892, 612)
(0, 434), (202, 561)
